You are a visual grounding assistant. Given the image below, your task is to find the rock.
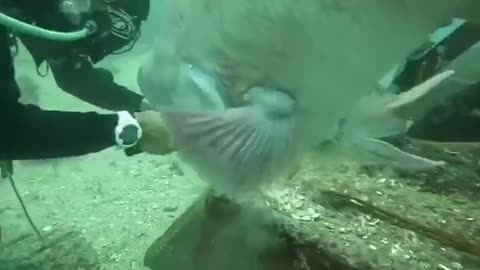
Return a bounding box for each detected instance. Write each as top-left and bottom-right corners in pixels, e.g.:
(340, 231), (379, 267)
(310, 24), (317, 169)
(451, 262), (463, 270)
(163, 205), (178, 212)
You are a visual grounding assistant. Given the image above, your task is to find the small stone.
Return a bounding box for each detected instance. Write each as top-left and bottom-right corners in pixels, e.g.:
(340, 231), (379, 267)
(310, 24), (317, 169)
(451, 262), (463, 270)
(42, 225), (53, 232)
(284, 204), (292, 211)
(297, 195), (306, 201)
(369, 245), (377, 250)
(311, 212), (321, 220)
(291, 199), (304, 209)
(359, 195), (369, 201)
(300, 215), (313, 221)
(163, 205), (178, 212)
(437, 264), (451, 270)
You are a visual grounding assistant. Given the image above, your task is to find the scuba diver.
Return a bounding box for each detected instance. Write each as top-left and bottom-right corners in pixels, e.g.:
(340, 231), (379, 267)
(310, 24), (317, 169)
(16, 0), (152, 112)
(382, 18), (480, 143)
(0, 0), (173, 160)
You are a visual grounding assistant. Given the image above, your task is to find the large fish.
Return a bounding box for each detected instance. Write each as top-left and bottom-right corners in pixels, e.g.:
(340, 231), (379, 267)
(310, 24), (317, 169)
(138, 0), (478, 194)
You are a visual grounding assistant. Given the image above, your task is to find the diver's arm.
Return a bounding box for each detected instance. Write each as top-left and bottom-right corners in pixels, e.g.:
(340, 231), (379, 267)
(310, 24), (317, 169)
(407, 113), (480, 142)
(418, 105), (480, 142)
(0, 87), (118, 160)
(48, 56), (145, 111)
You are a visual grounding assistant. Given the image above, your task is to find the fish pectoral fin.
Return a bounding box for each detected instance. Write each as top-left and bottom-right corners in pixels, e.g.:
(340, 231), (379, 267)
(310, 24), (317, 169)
(351, 138), (446, 170)
(160, 106), (296, 194)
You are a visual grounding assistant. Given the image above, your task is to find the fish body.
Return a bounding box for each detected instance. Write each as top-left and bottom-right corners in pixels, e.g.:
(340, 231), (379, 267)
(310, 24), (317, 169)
(138, 0), (477, 194)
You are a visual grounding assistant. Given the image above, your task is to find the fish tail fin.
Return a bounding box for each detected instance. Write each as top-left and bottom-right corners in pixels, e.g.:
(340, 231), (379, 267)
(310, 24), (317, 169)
(338, 90), (445, 170)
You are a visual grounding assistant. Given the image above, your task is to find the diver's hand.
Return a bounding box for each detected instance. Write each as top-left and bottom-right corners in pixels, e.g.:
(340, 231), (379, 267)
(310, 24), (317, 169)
(135, 111), (174, 155)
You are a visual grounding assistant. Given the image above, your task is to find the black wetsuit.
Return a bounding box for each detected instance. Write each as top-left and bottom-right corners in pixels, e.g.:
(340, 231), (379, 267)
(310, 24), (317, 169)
(0, 0), (149, 160)
(389, 20), (480, 142)
(16, 0), (149, 111)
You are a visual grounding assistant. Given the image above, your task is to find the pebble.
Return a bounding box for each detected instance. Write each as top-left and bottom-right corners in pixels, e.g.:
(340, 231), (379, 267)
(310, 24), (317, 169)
(291, 199), (304, 209)
(437, 264), (451, 270)
(300, 216), (312, 221)
(163, 205), (178, 212)
(42, 225), (53, 232)
(451, 262), (463, 270)
(311, 212), (321, 220)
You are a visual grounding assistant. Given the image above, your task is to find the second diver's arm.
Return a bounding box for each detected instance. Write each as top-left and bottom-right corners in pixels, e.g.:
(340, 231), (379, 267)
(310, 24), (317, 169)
(48, 55), (145, 111)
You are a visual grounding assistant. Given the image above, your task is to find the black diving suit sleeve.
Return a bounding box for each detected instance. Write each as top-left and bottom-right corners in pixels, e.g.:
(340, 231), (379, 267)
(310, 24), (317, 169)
(0, 30), (118, 160)
(19, 35), (145, 112)
(0, 100), (118, 160)
(47, 55), (145, 112)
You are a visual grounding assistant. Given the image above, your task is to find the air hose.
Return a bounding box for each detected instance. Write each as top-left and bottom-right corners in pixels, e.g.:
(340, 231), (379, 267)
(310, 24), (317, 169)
(0, 12), (95, 41)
